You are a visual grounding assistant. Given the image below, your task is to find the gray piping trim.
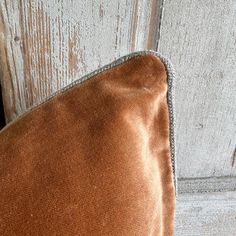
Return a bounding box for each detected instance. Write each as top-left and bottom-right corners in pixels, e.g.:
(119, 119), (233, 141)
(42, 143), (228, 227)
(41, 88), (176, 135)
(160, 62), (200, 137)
(1, 50), (177, 193)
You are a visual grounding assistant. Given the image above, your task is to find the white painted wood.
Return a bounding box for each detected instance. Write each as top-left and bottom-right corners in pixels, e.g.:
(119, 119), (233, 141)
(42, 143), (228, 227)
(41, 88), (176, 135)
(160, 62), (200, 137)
(176, 191), (236, 236)
(158, 0), (236, 179)
(0, 0), (160, 122)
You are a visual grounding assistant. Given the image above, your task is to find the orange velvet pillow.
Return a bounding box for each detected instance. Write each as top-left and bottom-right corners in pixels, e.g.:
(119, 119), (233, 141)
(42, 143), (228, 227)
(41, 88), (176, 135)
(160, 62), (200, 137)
(0, 51), (176, 235)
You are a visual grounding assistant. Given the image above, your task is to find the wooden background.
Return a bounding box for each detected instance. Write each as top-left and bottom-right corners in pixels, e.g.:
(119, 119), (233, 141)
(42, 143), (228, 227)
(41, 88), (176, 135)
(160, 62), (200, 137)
(0, 0), (236, 235)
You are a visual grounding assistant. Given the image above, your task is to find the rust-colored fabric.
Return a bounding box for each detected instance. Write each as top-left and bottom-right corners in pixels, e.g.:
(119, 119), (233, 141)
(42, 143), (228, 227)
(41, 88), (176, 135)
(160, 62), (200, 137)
(0, 54), (175, 235)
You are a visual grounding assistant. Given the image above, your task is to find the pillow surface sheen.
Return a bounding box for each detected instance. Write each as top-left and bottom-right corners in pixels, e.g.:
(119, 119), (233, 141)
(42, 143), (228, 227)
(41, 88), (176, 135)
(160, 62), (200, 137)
(0, 51), (176, 236)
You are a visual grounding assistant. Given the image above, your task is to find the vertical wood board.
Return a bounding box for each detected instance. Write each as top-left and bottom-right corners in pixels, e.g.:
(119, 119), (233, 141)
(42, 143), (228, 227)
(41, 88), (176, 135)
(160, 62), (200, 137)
(158, 0), (236, 178)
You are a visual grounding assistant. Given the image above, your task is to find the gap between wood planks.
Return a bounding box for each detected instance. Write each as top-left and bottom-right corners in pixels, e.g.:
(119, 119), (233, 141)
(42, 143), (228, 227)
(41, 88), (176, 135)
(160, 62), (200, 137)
(178, 176), (236, 194)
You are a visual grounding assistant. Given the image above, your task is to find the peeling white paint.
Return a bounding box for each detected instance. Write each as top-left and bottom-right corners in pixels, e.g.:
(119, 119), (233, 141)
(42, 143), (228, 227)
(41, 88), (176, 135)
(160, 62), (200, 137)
(0, 0), (158, 122)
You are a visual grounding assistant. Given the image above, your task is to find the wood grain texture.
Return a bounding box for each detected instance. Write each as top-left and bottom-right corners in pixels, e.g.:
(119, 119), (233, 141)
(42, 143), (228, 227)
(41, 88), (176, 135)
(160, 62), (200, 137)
(158, 0), (236, 179)
(0, 0), (160, 122)
(176, 191), (236, 236)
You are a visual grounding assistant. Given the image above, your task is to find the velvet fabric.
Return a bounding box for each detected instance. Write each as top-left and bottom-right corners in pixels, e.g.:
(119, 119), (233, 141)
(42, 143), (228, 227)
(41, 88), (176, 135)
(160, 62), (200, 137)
(0, 53), (175, 235)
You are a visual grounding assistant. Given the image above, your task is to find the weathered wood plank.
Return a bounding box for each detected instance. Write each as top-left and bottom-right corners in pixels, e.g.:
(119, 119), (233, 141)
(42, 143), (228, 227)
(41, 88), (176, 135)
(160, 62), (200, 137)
(176, 191), (236, 236)
(158, 0), (236, 178)
(0, 0), (160, 122)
